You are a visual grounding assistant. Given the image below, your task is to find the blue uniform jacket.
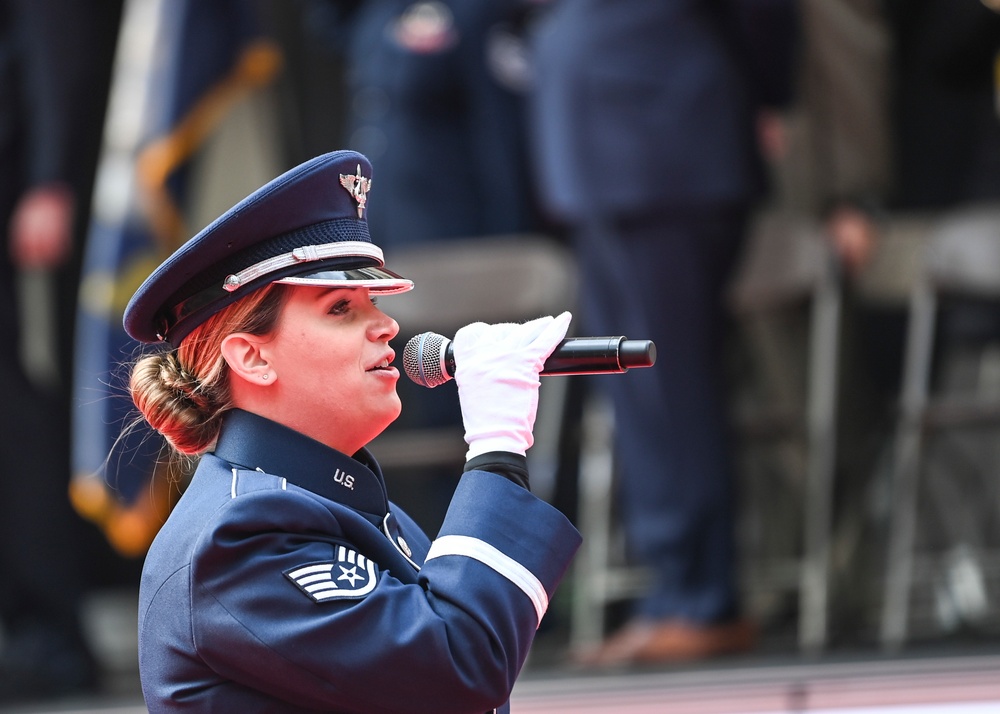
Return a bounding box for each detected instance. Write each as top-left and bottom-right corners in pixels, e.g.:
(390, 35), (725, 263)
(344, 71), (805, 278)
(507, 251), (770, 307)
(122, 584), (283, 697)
(138, 410), (581, 713)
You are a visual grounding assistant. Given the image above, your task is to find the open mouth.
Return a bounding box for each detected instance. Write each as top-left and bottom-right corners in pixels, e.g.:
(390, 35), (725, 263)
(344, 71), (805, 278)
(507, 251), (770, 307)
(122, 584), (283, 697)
(367, 357), (393, 372)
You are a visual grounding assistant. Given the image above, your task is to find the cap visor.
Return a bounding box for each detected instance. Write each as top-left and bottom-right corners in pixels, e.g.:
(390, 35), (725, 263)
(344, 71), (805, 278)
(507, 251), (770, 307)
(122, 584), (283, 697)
(275, 266), (413, 294)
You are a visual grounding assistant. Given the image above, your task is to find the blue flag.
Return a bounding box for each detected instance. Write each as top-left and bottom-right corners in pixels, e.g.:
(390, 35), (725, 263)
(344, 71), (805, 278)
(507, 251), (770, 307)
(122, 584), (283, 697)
(71, 0), (281, 556)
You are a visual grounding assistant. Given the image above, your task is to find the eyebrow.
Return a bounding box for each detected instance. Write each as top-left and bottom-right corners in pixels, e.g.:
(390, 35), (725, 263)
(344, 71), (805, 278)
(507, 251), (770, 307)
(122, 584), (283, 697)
(312, 287), (352, 301)
(311, 287), (368, 307)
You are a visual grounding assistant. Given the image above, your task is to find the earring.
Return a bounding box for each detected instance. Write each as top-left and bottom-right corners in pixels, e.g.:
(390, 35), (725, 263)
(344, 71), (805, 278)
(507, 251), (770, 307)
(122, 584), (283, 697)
(262, 374), (270, 381)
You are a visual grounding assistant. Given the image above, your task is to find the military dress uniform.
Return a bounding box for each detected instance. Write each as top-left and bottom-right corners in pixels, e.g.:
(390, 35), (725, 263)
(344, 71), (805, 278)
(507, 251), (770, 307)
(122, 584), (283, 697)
(126, 150), (581, 712)
(139, 410), (578, 713)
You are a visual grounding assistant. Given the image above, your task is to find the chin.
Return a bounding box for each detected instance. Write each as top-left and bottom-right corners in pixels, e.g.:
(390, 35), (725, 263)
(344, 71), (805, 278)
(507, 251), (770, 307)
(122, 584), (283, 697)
(363, 404), (402, 445)
(386, 397), (403, 424)
(377, 408), (402, 437)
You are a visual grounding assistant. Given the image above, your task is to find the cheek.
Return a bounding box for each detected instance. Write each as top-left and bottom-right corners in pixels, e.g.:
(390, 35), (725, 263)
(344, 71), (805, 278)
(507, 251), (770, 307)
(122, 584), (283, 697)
(305, 345), (360, 394)
(287, 331), (345, 370)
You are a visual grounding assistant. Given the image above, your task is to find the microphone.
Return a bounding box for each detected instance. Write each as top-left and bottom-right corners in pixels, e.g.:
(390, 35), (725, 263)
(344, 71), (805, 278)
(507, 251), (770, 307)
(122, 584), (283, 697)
(403, 333), (657, 388)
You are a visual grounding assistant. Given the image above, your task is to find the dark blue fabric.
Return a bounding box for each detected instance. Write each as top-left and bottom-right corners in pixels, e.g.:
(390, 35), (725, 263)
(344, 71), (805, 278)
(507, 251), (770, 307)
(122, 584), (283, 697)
(123, 150), (380, 345)
(311, 0), (539, 248)
(529, 0), (773, 222)
(577, 209), (746, 622)
(138, 411), (580, 712)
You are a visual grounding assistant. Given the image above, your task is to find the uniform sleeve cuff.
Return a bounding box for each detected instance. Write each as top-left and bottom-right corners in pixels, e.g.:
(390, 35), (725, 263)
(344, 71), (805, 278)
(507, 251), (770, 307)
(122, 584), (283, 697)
(464, 451), (529, 489)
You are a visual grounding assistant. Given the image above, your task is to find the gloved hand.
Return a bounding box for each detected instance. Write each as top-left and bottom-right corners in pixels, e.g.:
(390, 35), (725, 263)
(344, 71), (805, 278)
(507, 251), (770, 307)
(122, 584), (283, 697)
(453, 311), (572, 460)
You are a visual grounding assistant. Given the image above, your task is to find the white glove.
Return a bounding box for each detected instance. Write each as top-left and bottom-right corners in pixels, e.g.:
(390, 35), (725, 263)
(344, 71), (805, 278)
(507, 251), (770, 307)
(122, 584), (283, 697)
(453, 311), (572, 460)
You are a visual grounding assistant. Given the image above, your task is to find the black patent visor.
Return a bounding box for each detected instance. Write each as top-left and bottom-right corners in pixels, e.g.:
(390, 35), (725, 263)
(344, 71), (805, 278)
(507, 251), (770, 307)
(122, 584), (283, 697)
(158, 266), (412, 342)
(276, 266), (414, 293)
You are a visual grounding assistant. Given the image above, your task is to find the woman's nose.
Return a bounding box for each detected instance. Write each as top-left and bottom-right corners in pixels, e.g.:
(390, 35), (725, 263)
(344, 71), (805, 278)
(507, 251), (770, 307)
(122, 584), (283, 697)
(372, 309), (399, 341)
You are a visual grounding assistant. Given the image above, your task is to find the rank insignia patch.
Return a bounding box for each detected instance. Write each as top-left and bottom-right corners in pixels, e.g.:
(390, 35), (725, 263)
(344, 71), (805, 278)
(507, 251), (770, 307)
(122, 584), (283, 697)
(285, 546), (379, 602)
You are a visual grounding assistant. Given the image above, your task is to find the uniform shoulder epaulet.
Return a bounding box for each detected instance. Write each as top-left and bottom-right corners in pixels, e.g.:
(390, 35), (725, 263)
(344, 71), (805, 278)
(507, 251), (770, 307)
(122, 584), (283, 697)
(229, 468), (286, 498)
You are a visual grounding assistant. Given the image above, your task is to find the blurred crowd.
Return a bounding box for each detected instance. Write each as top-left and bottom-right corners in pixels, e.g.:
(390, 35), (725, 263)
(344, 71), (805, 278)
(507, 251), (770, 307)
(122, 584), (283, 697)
(3, 0), (1000, 704)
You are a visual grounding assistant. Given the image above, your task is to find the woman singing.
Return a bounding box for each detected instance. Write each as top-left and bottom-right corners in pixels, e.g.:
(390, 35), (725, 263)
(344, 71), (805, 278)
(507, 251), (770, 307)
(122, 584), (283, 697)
(122, 150), (580, 713)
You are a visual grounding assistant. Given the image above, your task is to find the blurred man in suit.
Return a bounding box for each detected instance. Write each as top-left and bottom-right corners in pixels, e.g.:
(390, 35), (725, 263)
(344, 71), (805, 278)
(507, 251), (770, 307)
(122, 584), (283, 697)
(529, 0), (796, 665)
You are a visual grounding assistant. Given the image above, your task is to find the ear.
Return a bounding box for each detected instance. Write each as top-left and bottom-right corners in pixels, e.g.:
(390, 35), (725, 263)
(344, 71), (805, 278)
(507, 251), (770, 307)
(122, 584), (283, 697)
(221, 333), (274, 385)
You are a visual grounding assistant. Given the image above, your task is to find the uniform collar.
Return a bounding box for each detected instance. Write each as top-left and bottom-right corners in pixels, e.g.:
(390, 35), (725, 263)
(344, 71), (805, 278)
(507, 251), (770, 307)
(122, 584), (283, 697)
(213, 409), (390, 518)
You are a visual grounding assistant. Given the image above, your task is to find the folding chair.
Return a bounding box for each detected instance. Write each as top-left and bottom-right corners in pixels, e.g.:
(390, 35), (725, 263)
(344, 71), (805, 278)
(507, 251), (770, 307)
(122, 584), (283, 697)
(568, 389), (652, 650)
(880, 204), (1000, 649)
(728, 210), (842, 653)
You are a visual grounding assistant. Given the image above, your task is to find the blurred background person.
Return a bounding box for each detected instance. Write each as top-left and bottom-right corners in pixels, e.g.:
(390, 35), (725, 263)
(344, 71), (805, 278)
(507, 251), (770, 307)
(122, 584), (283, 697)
(0, 0), (123, 701)
(827, 0), (1000, 381)
(724, 0), (1000, 647)
(785, 0), (1000, 392)
(528, 0), (798, 665)
(726, 0), (893, 640)
(301, 0), (541, 250)
(819, 0), (1000, 638)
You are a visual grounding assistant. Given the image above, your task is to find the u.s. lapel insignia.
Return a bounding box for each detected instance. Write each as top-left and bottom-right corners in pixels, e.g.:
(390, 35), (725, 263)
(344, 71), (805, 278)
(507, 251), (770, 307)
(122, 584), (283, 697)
(339, 164), (371, 218)
(285, 545), (379, 603)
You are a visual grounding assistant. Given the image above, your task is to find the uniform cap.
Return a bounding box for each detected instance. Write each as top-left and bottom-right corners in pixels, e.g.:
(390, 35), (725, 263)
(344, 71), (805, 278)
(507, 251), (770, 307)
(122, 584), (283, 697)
(124, 150), (412, 346)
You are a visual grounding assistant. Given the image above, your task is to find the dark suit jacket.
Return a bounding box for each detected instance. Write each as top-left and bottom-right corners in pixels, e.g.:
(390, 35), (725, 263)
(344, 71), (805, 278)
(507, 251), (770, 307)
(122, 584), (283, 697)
(529, 0), (795, 221)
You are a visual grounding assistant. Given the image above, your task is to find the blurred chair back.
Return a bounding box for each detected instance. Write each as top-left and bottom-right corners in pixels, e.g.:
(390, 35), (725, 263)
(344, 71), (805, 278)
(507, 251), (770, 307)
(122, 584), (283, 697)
(881, 202), (1000, 649)
(727, 209), (842, 653)
(369, 233), (578, 499)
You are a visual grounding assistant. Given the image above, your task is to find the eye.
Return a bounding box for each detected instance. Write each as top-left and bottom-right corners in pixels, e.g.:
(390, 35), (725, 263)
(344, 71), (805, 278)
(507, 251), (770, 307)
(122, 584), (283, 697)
(370, 296), (379, 307)
(328, 298), (351, 316)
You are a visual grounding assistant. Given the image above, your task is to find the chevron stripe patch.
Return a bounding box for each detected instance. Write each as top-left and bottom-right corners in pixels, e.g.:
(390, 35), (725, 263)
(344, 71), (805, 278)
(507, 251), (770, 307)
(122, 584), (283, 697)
(284, 546), (379, 602)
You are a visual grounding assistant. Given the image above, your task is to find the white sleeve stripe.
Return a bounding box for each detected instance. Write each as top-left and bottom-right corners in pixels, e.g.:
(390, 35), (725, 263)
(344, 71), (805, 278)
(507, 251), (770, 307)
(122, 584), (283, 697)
(425, 534), (548, 625)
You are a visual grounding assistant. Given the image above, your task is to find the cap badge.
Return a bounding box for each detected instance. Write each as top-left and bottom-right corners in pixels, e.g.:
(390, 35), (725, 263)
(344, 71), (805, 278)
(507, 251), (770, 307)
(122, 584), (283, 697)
(339, 164), (371, 218)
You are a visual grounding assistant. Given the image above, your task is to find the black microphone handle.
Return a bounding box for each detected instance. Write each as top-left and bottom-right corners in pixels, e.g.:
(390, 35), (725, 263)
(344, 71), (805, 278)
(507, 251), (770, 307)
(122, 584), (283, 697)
(442, 336), (656, 377)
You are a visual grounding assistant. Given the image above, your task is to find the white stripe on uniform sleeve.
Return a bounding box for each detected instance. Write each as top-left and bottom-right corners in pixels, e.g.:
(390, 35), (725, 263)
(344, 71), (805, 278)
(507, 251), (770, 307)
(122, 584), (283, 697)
(425, 534), (549, 625)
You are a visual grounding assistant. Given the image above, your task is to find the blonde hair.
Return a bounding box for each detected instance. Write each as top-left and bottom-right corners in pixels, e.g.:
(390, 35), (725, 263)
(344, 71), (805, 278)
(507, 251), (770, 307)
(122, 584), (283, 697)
(129, 283), (288, 455)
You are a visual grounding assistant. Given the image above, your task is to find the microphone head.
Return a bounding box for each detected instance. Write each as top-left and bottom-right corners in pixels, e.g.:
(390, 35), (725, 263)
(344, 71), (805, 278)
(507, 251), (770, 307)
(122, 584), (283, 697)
(403, 332), (452, 388)
(619, 339), (656, 369)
